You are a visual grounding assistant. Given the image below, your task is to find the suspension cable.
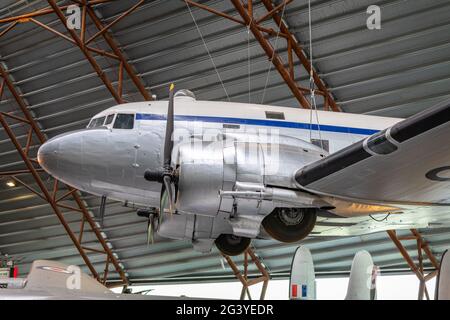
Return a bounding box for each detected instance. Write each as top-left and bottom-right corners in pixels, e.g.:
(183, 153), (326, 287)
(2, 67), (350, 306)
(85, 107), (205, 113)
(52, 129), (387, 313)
(185, 1), (230, 101)
(260, 1), (287, 104)
(247, 14), (252, 104)
(307, 0), (324, 149)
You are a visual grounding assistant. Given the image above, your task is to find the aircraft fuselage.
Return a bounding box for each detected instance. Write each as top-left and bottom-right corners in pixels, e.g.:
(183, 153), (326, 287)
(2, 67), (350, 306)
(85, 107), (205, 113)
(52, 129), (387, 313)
(38, 96), (400, 209)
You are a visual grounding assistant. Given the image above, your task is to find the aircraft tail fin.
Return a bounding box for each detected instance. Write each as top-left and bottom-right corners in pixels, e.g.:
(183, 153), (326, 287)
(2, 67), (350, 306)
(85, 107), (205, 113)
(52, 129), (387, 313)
(345, 250), (378, 300)
(436, 249), (450, 300)
(289, 246), (316, 300)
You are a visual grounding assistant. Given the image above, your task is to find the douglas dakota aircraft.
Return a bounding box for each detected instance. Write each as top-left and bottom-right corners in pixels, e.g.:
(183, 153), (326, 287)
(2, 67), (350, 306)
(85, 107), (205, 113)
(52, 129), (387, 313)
(37, 85), (450, 256)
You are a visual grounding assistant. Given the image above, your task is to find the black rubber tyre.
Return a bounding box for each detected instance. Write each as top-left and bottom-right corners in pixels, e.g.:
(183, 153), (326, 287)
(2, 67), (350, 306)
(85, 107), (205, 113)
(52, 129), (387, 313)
(215, 234), (251, 256)
(262, 208), (317, 243)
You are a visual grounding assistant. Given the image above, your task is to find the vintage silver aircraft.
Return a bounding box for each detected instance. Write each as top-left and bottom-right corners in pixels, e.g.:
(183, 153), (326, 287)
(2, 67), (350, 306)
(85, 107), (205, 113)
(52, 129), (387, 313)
(37, 84), (450, 255)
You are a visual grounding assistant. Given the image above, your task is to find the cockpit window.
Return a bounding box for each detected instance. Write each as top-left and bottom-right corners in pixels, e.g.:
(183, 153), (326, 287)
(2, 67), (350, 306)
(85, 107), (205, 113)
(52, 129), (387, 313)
(105, 114), (115, 126)
(113, 113), (134, 129)
(88, 116), (106, 128)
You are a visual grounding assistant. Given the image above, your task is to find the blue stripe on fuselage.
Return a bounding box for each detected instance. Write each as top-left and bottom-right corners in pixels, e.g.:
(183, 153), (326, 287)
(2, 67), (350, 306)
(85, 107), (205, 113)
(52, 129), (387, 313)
(135, 113), (379, 136)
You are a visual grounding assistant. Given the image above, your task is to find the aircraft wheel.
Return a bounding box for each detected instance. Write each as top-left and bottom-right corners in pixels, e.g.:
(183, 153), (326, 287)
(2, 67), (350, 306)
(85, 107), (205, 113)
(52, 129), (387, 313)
(215, 234), (251, 256)
(262, 208), (317, 243)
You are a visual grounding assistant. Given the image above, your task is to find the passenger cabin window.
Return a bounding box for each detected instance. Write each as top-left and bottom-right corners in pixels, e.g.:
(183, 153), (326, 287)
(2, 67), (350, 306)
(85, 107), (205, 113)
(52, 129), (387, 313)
(265, 111), (285, 120)
(88, 116), (106, 128)
(105, 114), (115, 126)
(113, 113), (134, 129)
(223, 124), (240, 129)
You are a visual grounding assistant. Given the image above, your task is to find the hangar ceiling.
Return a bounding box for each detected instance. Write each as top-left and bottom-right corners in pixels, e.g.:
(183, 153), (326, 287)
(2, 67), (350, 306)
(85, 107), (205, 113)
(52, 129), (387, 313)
(1, 0), (450, 285)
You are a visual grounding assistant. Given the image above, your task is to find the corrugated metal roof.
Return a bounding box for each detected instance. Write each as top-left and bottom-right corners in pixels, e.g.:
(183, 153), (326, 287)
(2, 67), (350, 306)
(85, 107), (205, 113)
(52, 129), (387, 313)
(1, 0), (450, 285)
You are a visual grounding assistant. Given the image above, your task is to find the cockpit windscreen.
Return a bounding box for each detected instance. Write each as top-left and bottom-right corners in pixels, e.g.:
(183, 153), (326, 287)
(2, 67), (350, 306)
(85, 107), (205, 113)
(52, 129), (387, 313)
(113, 114), (134, 129)
(87, 116), (106, 128)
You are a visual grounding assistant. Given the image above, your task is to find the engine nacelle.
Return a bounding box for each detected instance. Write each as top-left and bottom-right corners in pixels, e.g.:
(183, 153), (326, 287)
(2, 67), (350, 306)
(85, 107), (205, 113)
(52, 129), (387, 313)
(175, 137), (325, 217)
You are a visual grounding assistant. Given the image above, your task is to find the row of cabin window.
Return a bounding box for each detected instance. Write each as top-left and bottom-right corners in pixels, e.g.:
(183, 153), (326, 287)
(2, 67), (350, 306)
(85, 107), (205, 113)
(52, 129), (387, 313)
(87, 113), (135, 130)
(86, 111), (329, 151)
(88, 110), (285, 129)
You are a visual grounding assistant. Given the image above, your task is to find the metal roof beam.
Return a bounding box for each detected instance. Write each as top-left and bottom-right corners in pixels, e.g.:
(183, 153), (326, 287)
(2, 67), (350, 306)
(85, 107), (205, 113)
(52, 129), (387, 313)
(185, 0), (339, 111)
(0, 0), (113, 24)
(387, 229), (440, 300)
(0, 63), (129, 286)
(259, 0), (339, 111)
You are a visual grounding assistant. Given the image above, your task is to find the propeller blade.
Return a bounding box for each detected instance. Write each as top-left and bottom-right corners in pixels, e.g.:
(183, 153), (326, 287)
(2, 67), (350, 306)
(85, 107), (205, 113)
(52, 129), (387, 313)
(162, 175), (175, 215)
(144, 83), (175, 183)
(146, 215), (154, 245)
(99, 195), (106, 226)
(145, 84), (176, 227)
(160, 184), (169, 216)
(163, 83), (175, 168)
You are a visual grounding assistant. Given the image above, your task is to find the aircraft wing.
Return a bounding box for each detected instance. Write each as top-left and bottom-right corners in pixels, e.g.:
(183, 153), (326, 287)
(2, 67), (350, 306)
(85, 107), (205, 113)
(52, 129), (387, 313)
(0, 260), (203, 300)
(295, 99), (450, 205)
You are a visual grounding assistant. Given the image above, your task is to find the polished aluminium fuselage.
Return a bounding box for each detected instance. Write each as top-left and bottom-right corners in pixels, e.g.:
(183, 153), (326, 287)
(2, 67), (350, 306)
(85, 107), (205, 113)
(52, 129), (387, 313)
(37, 96), (401, 210)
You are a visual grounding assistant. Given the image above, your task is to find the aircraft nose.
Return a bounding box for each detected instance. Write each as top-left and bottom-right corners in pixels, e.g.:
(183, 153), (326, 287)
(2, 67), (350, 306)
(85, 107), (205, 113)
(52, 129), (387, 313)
(38, 132), (83, 181)
(37, 139), (58, 174)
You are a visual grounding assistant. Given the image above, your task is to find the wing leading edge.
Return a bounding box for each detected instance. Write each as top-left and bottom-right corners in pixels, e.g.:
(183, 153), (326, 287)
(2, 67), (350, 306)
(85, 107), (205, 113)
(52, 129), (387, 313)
(295, 99), (450, 205)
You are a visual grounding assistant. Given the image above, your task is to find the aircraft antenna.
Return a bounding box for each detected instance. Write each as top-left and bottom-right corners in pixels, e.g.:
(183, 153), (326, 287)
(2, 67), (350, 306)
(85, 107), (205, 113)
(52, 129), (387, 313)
(308, 0), (324, 150)
(185, 1), (231, 101)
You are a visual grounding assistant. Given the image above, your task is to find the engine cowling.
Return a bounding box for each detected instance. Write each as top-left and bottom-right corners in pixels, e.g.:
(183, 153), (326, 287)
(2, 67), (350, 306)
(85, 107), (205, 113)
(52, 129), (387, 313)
(156, 136), (326, 253)
(175, 137), (325, 218)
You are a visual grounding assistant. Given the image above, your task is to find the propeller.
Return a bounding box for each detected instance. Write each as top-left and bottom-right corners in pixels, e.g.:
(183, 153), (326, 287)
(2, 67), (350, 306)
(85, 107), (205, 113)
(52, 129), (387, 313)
(144, 83), (177, 241)
(146, 214), (155, 245)
(99, 195), (107, 226)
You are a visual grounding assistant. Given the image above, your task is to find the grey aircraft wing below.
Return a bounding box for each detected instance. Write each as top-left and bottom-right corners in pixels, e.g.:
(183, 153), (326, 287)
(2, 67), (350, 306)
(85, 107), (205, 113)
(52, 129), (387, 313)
(0, 260), (200, 300)
(295, 99), (450, 206)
